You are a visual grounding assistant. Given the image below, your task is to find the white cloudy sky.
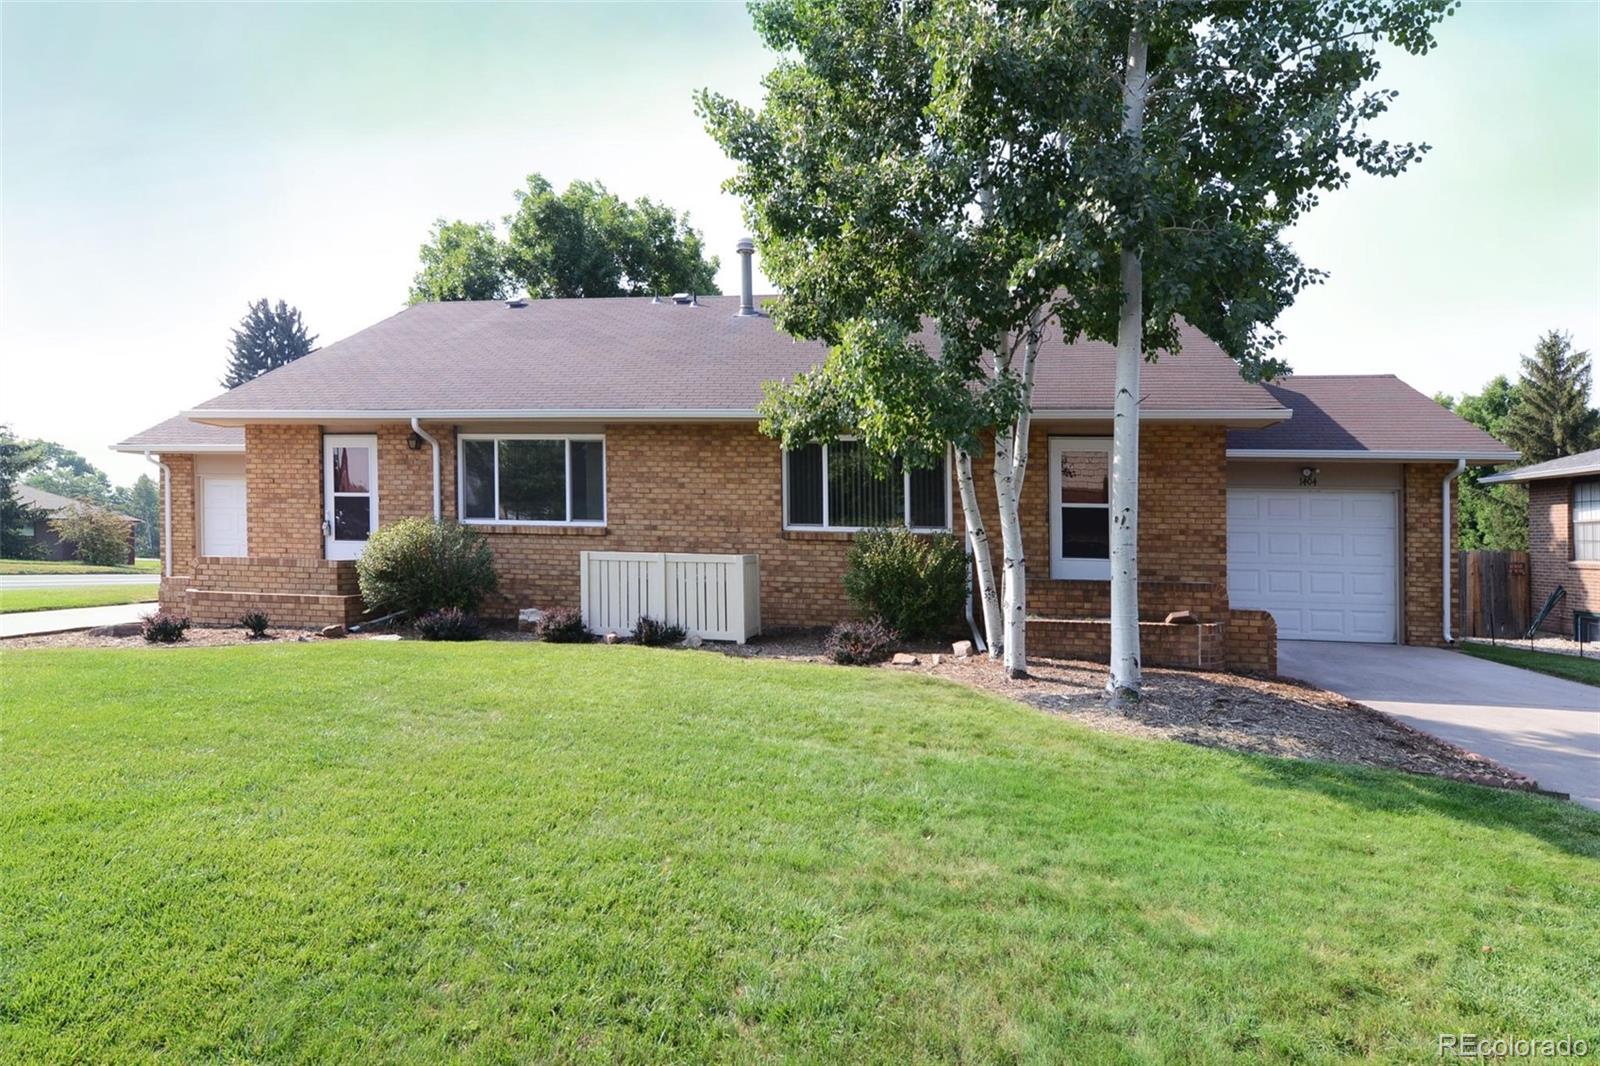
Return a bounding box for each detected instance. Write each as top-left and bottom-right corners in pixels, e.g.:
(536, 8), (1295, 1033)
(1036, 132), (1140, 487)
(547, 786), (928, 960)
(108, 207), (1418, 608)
(2, 2), (1596, 484)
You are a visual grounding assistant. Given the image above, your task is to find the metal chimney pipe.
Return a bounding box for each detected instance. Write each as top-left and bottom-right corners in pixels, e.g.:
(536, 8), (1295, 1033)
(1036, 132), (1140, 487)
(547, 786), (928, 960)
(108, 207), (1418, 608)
(735, 237), (758, 316)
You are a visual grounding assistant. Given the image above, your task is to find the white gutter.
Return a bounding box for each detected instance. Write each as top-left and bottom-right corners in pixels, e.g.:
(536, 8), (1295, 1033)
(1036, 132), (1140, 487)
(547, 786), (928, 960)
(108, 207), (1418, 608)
(410, 417), (441, 521)
(1442, 459), (1466, 644)
(143, 451), (171, 578)
(180, 405), (1295, 426)
(111, 443), (244, 455)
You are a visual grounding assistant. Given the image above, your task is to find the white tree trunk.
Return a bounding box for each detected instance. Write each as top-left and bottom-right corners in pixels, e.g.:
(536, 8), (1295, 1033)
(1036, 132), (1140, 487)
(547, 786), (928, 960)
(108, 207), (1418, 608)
(956, 447), (1003, 656)
(992, 313), (1042, 679)
(1108, 26), (1149, 702)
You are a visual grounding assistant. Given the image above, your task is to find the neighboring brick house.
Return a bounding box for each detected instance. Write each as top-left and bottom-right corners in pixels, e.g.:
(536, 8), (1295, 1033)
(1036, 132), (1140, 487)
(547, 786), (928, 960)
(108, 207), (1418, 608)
(113, 263), (1514, 673)
(1481, 448), (1600, 641)
(13, 485), (139, 565)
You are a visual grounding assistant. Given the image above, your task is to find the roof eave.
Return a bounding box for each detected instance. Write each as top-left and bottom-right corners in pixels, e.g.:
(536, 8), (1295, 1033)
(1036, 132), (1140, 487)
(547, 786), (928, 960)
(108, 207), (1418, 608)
(1479, 465), (1600, 485)
(1228, 448), (1520, 463)
(110, 443), (247, 455)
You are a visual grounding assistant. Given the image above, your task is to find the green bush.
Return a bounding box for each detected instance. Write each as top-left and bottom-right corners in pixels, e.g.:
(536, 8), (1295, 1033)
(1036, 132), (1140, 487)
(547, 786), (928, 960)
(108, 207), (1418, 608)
(239, 611), (270, 638)
(843, 527), (967, 639)
(356, 519), (497, 618)
(140, 612), (189, 644)
(414, 607), (483, 642)
(50, 504), (131, 567)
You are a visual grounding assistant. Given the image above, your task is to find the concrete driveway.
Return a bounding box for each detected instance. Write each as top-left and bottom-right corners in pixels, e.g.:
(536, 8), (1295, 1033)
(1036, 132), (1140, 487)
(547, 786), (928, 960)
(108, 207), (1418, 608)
(0, 574), (159, 590)
(1279, 641), (1599, 810)
(0, 602), (153, 639)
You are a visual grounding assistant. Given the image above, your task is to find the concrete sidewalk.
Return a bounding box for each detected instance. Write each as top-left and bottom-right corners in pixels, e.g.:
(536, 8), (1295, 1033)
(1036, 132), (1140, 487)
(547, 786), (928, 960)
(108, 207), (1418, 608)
(1280, 641), (1600, 811)
(0, 574), (160, 590)
(0, 602), (154, 639)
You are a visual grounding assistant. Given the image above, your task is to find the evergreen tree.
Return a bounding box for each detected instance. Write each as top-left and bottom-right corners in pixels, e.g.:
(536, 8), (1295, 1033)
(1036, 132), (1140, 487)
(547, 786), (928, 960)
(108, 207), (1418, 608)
(221, 300), (318, 389)
(0, 426), (46, 559)
(1502, 331), (1599, 464)
(1436, 378), (1527, 550)
(123, 473), (161, 558)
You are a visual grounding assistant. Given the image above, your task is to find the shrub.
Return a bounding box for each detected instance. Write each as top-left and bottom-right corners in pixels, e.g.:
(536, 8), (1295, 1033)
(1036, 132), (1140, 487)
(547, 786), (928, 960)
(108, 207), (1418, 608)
(843, 527), (968, 639)
(632, 615), (686, 647)
(50, 503), (132, 567)
(141, 612), (189, 644)
(414, 607), (483, 641)
(239, 611), (270, 638)
(356, 518), (496, 618)
(534, 606), (590, 643)
(823, 618), (899, 665)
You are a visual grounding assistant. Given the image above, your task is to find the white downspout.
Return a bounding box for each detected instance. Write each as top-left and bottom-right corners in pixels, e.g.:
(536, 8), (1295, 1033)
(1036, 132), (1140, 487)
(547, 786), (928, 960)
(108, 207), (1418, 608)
(1442, 459), (1465, 644)
(143, 450), (171, 578)
(411, 417), (441, 521)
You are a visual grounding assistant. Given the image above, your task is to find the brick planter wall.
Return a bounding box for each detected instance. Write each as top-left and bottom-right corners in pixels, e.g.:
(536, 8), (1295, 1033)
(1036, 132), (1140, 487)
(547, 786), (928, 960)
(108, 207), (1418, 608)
(1029, 618), (1225, 670)
(1224, 608), (1277, 675)
(165, 556), (362, 628)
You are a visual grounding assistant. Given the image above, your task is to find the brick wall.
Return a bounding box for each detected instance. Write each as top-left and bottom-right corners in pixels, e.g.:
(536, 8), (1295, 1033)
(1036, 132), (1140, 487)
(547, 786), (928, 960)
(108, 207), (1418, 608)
(156, 456), (197, 614)
(1528, 478), (1600, 635)
(246, 425), (323, 556)
(1030, 618), (1225, 669)
(1224, 608), (1276, 675)
(1401, 463), (1458, 647)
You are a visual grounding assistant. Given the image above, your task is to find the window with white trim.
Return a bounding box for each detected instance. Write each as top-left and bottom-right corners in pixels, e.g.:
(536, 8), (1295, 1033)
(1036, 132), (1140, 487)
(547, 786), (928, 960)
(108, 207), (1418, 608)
(458, 434), (605, 525)
(784, 440), (950, 531)
(1574, 480), (1600, 561)
(1048, 437), (1112, 580)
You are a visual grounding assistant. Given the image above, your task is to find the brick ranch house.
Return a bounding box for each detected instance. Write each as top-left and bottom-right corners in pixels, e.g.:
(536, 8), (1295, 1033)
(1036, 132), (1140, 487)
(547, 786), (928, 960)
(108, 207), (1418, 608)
(1481, 447), (1600, 641)
(114, 275), (1513, 674)
(13, 485), (139, 565)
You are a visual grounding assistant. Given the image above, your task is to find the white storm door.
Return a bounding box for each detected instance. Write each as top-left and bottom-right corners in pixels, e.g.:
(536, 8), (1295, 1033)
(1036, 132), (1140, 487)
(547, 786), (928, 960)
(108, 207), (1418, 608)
(201, 477), (248, 557)
(324, 434), (379, 560)
(1227, 489), (1398, 643)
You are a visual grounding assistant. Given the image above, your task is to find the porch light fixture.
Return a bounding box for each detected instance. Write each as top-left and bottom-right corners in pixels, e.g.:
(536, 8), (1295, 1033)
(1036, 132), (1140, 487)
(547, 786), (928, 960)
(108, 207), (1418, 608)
(407, 431), (425, 451)
(1299, 466), (1319, 486)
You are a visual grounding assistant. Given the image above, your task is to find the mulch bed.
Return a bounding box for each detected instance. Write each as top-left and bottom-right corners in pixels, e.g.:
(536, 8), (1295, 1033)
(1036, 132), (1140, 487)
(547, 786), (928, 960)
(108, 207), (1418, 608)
(4, 624), (1537, 794)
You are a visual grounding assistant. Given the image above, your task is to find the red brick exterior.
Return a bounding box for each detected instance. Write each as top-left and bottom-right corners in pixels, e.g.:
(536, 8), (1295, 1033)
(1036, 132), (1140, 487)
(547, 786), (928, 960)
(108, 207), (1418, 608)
(1031, 618), (1225, 669)
(1528, 478), (1600, 636)
(151, 419), (1447, 673)
(1401, 463), (1459, 647)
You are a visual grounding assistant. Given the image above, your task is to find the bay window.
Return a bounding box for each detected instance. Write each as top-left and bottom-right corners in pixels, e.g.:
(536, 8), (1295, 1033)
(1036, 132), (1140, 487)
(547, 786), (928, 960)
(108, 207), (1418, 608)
(458, 434), (605, 525)
(784, 439), (950, 531)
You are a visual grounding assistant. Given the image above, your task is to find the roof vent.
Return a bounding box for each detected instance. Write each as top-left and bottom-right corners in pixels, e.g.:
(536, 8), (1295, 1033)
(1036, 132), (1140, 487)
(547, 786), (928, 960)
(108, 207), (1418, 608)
(504, 298), (528, 308)
(670, 292), (699, 306)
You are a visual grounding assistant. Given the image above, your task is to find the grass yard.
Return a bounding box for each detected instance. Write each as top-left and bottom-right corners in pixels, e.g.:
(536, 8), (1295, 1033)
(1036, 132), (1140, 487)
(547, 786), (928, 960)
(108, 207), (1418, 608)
(0, 584), (157, 614)
(3, 643), (1597, 1063)
(1459, 642), (1600, 687)
(0, 557), (160, 575)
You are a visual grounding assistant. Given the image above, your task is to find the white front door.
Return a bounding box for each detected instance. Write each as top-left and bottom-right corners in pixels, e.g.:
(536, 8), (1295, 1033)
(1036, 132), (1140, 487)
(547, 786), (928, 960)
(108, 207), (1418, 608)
(324, 434), (379, 560)
(1227, 489), (1398, 643)
(201, 477), (248, 557)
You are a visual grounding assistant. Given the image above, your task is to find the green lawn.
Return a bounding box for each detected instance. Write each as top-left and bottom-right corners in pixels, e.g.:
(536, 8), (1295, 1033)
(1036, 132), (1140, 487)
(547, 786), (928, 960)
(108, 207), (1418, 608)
(0, 584), (157, 614)
(3, 644), (1597, 1063)
(1459, 642), (1600, 686)
(0, 557), (160, 575)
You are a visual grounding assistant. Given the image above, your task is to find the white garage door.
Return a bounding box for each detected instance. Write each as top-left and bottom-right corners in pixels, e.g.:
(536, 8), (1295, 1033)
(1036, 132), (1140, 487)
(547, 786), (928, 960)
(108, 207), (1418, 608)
(1227, 490), (1397, 643)
(202, 478), (248, 558)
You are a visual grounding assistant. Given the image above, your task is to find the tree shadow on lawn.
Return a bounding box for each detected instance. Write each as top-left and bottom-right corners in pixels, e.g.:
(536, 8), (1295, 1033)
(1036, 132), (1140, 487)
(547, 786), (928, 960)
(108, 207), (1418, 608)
(1225, 749), (1600, 862)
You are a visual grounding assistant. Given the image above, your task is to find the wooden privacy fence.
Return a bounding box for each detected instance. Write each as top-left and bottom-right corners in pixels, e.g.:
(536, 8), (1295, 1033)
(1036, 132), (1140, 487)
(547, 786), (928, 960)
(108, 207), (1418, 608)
(1456, 550), (1530, 639)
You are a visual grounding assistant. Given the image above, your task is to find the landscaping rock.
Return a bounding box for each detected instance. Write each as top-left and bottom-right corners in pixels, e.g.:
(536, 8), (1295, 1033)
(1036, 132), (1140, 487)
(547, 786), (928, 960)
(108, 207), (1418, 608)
(89, 622), (143, 638)
(517, 608), (545, 633)
(952, 640), (973, 658)
(320, 624), (346, 639)
(370, 634), (402, 642)
(603, 631), (620, 645)
(932, 654), (943, 666)
(1164, 610), (1198, 625)
(684, 633), (704, 648)
(891, 652), (919, 666)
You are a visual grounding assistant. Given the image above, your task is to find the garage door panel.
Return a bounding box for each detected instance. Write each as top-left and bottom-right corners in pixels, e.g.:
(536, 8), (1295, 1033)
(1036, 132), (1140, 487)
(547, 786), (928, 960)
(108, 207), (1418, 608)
(1227, 488), (1396, 644)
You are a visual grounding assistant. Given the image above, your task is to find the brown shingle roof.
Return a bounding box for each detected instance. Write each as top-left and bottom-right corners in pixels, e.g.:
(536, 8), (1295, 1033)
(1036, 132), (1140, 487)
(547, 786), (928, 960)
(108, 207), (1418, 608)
(17, 485), (138, 523)
(1227, 375), (1518, 461)
(181, 296), (1285, 420)
(112, 415), (245, 454)
(1480, 446), (1600, 484)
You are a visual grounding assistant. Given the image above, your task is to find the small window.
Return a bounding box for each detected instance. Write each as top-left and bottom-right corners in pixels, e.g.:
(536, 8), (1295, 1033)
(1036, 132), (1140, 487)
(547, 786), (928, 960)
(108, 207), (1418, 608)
(1575, 481), (1600, 561)
(1049, 437), (1112, 580)
(458, 435), (605, 525)
(784, 440), (950, 531)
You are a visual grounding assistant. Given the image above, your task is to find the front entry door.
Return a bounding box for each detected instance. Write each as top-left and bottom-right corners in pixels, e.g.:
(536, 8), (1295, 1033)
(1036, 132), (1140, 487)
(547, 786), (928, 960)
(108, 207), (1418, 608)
(324, 434), (379, 560)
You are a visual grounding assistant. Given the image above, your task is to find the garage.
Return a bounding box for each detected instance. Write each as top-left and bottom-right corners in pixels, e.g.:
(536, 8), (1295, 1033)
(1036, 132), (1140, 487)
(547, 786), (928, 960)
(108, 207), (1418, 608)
(1227, 489), (1398, 643)
(201, 477), (248, 558)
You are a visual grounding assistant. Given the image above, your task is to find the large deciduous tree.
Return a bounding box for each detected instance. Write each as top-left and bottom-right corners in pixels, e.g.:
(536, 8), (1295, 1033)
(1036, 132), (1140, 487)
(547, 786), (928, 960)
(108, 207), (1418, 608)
(1436, 377), (1527, 550)
(503, 174), (720, 299)
(409, 219), (510, 303)
(701, 0), (1452, 684)
(1502, 331), (1599, 465)
(221, 299), (318, 389)
(21, 440), (115, 505)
